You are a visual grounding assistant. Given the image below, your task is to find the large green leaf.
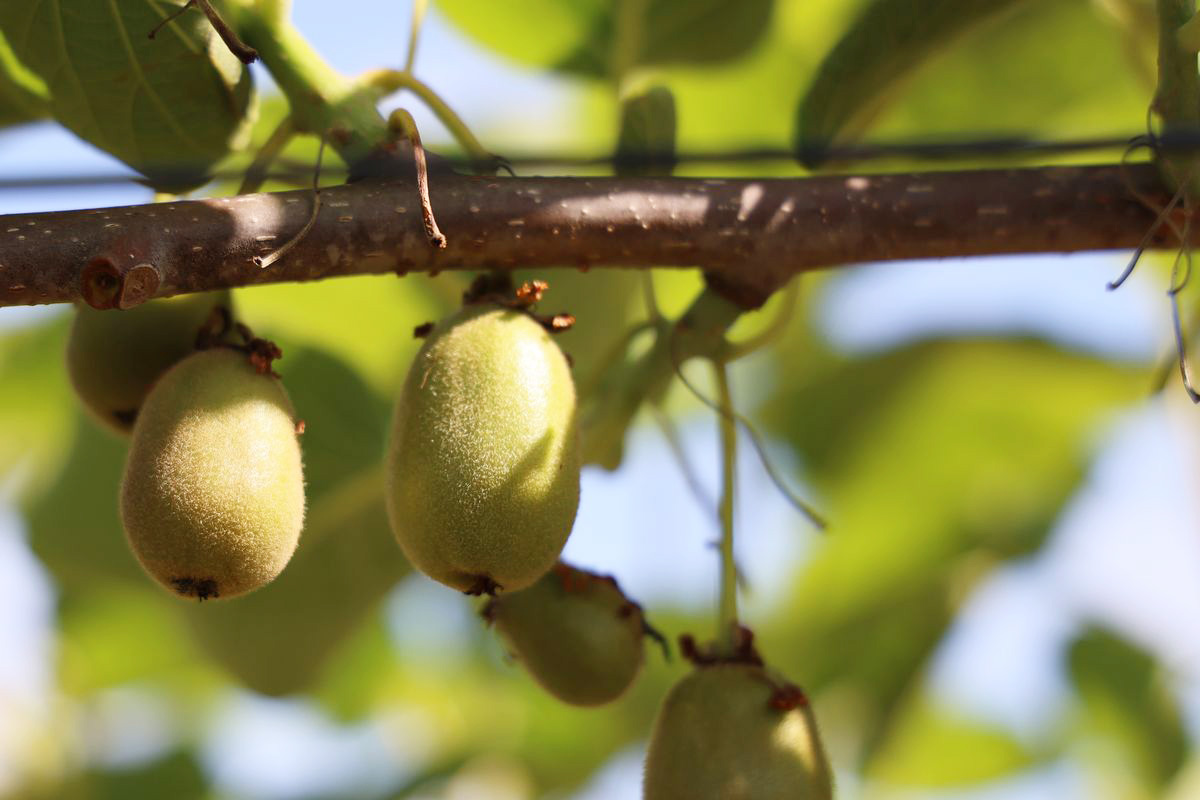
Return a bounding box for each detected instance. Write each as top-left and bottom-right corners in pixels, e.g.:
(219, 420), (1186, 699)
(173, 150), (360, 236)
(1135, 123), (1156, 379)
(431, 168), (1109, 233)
(0, 1), (253, 190)
(795, 0), (1031, 166)
(1068, 627), (1188, 790)
(434, 0), (773, 79)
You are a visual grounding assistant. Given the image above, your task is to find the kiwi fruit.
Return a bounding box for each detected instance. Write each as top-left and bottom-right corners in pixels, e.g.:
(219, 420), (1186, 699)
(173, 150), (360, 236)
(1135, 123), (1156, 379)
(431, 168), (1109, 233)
(386, 304), (580, 594)
(120, 347), (305, 600)
(484, 562), (649, 706)
(66, 291), (233, 433)
(644, 661), (834, 800)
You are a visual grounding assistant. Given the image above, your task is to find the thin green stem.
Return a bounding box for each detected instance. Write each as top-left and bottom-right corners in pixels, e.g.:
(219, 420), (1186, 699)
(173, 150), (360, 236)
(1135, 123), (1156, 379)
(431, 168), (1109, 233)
(641, 271), (661, 320)
(360, 69), (496, 169)
(714, 361), (739, 656)
(221, 3), (388, 170)
(612, 0), (647, 87)
(405, 0), (429, 73)
(238, 115), (296, 194)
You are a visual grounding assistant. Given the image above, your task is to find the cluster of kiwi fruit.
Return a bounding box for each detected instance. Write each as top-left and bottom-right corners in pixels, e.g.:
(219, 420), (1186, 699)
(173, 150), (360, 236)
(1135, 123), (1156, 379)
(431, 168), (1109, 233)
(65, 277), (833, 798)
(68, 291), (305, 601)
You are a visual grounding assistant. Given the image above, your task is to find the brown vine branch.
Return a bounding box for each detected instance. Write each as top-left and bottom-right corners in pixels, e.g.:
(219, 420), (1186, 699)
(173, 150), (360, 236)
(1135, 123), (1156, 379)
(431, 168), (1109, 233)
(0, 163), (1178, 311)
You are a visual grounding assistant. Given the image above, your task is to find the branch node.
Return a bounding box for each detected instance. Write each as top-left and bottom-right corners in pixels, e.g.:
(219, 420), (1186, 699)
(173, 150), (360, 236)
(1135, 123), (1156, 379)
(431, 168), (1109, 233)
(80, 258), (160, 310)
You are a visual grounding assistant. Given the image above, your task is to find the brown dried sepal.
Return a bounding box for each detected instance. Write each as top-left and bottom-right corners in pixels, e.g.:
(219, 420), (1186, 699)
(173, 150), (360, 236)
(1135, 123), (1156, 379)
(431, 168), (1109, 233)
(413, 321), (435, 339)
(679, 625), (763, 668)
(767, 682), (809, 711)
(211, 322), (284, 377)
(515, 279), (548, 306)
(464, 574), (502, 596)
(170, 576), (220, 601)
(461, 276), (577, 335)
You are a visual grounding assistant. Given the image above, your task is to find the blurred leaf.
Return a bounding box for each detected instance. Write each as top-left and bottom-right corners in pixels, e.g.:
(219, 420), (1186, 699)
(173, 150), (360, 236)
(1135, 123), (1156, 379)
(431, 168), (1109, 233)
(867, 697), (1042, 787)
(25, 415), (144, 587)
(873, 0), (1147, 147)
(796, 0), (1030, 165)
(1068, 627), (1188, 790)
(56, 584), (204, 694)
(434, 0), (773, 79)
(0, 315), (73, 499)
(0, 28), (47, 127)
(16, 750), (207, 800)
(615, 84), (676, 177)
(183, 347), (409, 696)
(0, 1), (253, 190)
(311, 615), (397, 721)
(763, 338), (1141, 760)
(84, 750), (206, 800)
(797, 0), (1149, 169)
(236, 274), (445, 395)
(516, 269), (643, 408)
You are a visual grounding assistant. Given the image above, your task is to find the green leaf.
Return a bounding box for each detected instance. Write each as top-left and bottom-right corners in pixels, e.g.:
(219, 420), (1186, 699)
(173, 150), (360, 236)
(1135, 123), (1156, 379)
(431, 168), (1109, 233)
(795, 0), (1030, 166)
(56, 583), (203, 694)
(182, 347), (409, 696)
(762, 338), (1141, 755)
(433, 0), (773, 79)
(23, 750), (207, 800)
(25, 416), (146, 587)
(1068, 627), (1188, 789)
(615, 85), (676, 177)
(867, 698), (1041, 787)
(0, 28), (48, 127)
(0, 317), (75, 500)
(0, 1), (253, 190)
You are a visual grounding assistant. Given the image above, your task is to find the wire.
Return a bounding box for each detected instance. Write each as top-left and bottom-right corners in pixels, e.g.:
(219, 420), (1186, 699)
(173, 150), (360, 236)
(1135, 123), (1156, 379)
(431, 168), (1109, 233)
(3, 129), (1199, 190)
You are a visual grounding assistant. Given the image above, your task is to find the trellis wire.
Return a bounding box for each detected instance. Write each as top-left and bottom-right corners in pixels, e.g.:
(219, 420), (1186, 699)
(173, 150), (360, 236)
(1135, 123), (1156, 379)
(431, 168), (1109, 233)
(5, 130), (1200, 190)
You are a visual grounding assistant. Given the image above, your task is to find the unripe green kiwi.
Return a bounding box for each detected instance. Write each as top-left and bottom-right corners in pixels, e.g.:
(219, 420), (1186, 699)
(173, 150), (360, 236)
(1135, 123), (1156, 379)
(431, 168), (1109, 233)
(120, 348), (305, 600)
(385, 304), (580, 594)
(485, 562), (648, 706)
(66, 291), (233, 433)
(644, 662), (834, 800)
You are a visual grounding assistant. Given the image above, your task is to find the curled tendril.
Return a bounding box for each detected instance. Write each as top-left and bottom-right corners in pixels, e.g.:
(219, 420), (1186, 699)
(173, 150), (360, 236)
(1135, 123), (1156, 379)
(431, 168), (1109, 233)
(667, 333), (827, 531)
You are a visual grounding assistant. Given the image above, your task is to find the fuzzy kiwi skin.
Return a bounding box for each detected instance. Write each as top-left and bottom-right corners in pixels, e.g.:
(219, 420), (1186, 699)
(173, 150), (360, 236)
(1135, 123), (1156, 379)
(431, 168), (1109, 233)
(66, 291), (233, 433)
(120, 348), (305, 600)
(643, 663), (834, 800)
(486, 562), (646, 706)
(386, 304), (580, 594)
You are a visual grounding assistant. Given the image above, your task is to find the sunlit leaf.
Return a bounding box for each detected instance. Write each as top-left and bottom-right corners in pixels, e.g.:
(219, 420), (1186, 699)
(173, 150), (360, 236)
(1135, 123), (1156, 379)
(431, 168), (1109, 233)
(796, 0), (1030, 165)
(0, 1), (253, 190)
(867, 697), (1043, 787)
(434, 0), (772, 79)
